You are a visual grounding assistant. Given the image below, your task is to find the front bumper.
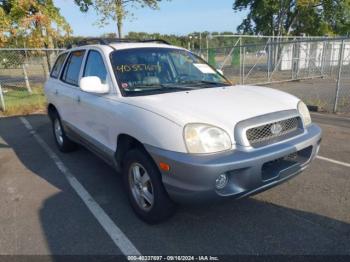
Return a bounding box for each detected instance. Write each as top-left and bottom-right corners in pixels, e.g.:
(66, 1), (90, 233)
(145, 124), (322, 203)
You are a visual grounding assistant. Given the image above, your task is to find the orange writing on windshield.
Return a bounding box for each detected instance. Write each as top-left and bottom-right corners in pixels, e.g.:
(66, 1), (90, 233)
(115, 64), (161, 73)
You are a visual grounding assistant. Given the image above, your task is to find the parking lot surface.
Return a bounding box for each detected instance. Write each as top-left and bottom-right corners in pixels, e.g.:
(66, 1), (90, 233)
(0, 113), (349, 255)
(265, 78), (350, 113)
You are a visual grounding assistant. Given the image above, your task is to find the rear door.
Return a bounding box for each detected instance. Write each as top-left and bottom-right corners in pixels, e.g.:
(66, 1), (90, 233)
(58, 49), (86, 126)
(45, 52), (68, 113)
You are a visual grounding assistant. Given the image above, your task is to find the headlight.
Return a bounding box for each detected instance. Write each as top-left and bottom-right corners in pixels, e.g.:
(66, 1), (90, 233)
(184, 124), (232, 154)
(298, 101), (312, 127)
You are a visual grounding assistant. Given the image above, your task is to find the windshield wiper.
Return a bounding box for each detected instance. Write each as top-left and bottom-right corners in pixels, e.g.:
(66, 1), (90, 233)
(180, 80), (231, 87)
(132, 83), (194, 90)
(126, 84), (195, 95)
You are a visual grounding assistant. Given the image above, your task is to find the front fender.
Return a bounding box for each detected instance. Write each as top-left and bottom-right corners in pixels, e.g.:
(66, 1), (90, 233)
(111, 101), (187, 153)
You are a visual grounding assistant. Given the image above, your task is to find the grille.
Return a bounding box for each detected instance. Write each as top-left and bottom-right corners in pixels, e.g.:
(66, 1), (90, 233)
(246, 117), (300, 146)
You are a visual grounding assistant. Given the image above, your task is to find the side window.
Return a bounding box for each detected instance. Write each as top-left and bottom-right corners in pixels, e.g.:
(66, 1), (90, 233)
(50, 53), (68, 78)
(61, 50), (86, 86)
(83, 50), (108, 84)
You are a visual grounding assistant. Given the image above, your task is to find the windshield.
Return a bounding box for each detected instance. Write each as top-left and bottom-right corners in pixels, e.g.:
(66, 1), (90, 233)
(110, 48), (231, 96)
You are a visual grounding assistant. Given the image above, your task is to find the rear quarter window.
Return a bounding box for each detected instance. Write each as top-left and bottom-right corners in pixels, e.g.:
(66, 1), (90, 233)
(50, 53), (68, 78)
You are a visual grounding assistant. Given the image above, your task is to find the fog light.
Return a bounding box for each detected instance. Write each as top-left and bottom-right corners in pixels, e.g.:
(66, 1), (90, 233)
(215, 174), (228, 189)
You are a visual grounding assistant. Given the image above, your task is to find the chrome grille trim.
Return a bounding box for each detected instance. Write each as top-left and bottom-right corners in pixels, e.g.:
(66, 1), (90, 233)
(234, 110), (304, 148)
(246, 117), (300, 146)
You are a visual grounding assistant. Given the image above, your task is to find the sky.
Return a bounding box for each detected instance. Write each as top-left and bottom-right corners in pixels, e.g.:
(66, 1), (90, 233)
(53, 0), (248, 36)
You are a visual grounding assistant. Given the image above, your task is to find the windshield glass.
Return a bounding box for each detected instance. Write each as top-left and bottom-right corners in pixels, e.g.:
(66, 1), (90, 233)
(110, 48), (231, 96)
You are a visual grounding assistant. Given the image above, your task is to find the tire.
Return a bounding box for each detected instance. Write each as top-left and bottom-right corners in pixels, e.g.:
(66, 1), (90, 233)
(51, 112), (77, 153)
(123, 148), (176, 224)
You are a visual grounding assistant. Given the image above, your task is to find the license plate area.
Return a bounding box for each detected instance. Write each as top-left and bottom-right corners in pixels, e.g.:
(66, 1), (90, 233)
(261, 146), (313, 181)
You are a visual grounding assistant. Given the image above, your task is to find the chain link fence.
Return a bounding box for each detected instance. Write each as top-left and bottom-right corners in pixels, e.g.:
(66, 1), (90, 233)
(0, 38), (350, 114)
(0, 48), (64, 113)
(336, 41), (350, 113)
(195, 37), (350, 113)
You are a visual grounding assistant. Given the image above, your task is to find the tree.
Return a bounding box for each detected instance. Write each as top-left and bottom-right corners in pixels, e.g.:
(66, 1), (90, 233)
(0, 6), (11, 47)
(74, 0), (166, 38)
(125, 31), (189, 47)
(232, 0), (350, 36)
(0, 0), (71, 47)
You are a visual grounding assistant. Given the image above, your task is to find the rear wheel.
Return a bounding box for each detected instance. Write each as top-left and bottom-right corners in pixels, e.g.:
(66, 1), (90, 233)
(123, 149), (175, 224)
(51, 112), (77, 153)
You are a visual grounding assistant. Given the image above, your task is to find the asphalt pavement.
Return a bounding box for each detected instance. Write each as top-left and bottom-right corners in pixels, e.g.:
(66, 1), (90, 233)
(0, 113), (349, 256)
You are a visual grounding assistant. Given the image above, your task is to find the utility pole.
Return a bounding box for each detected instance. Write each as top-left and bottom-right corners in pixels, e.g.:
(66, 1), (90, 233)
(0, 82), (5, 111)
(333, 40), (345, 113)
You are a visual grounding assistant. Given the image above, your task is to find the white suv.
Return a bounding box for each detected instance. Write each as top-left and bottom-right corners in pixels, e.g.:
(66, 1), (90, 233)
(44, 39), (322, 224)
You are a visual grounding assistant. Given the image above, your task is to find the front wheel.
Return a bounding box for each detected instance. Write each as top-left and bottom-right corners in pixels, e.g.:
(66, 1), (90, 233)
(123, 149), (175, 224)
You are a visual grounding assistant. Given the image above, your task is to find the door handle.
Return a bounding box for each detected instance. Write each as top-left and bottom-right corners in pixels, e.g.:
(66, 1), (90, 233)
(75, 96), (81, 103)
(54, 89), (58, 95)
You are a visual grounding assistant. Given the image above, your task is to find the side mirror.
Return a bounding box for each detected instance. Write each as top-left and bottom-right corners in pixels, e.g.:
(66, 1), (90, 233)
(80, 76), (109, 94)
(217, 69), (224, 75)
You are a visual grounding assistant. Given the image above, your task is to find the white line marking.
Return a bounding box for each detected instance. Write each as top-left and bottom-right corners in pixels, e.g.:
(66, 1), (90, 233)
(20, 117), (141, 256)
(316, 155), (350, 168)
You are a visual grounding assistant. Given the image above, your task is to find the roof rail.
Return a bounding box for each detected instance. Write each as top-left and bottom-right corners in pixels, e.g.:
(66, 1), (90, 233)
(66, 38), (171, 49)
(139, 39), (171, 45)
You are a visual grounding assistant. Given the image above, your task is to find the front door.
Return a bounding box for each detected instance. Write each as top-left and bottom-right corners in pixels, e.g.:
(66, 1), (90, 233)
(74, 49), (115, 153)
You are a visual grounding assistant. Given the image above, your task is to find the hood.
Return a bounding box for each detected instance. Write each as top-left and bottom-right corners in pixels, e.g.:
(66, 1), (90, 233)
(120, 85), (300, 135)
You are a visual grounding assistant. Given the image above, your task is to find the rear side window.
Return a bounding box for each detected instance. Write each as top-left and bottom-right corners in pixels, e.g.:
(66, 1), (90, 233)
(50, 53), (68, 78)
(83, 50), (108, 84)
(61, 50), (86, 86)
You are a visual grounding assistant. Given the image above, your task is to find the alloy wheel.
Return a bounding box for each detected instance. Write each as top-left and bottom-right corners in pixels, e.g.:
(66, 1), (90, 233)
(128, 163), (154, 211)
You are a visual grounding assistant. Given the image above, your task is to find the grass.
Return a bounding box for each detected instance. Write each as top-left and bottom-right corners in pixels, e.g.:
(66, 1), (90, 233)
(0, 86), (46, 116)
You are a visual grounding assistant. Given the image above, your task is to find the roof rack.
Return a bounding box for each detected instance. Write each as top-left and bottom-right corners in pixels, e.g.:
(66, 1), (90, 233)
(139, 39), (171, 45)
(67, 38), (171, 49)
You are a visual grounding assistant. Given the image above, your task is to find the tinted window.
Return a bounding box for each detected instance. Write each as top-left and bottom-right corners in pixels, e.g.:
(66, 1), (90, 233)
(51, 53), (68, 78)
(61, 50), (85, 86)
(83, 50), (108, 84)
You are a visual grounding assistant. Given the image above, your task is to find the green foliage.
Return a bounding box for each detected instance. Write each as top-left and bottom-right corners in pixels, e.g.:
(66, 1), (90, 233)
(233, 0), (350, 36)
(0, 0), (71, 48)
(65, 31), (267, 51)
(125, 32), (189, 47)
(208, 49), (216, 67)
(231, 48), (240, 66)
